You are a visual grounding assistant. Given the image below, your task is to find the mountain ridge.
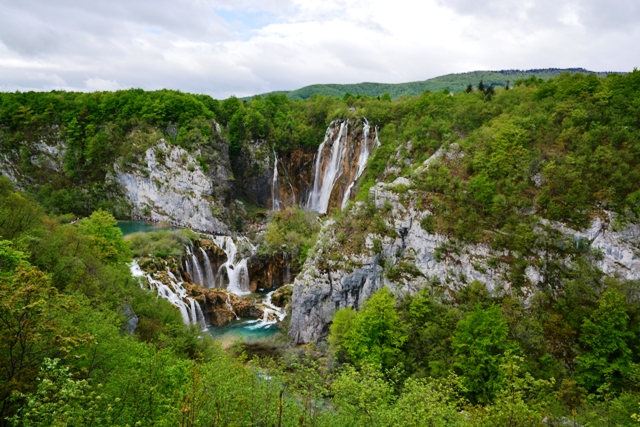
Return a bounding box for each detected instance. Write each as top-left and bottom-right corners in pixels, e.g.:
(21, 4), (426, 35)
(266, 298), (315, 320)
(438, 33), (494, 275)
(242, 67), (623, 100)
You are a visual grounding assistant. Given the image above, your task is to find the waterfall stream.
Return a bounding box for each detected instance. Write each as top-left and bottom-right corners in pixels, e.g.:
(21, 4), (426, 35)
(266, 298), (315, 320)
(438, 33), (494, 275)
(341, 118), (372, 208)
(307, 121), (348, 214)
(144, 272), (205, 328)
(271, 152), (281, 211)
(199, 247), (215, 288)
(184, 245), (205, 286)
(213, 236), (251, 295)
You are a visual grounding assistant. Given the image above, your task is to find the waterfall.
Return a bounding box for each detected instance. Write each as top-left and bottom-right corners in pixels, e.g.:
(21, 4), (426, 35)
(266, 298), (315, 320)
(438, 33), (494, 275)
(249, 290), (287, 329)
(190, 297), (207, 330)
(146, 274), (192, 325)
(226, 294), (239, 320)
(212, 236), (251, 295)
(341, 118), (372, 209)
(307, 121), (348, 214)
(271, 152), (281, 211)
(184, 244), (204, 286)
(199, 247), (215, 288)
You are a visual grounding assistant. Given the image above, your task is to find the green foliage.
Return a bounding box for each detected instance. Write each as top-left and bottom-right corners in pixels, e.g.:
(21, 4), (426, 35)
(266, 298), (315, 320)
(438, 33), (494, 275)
(248, 68), (617, 100)
(128, 229), (195, 259)
(76, 209), (131, 263)
(576, 290), (634, 392)
(329, 287), (406, 369)
(9, 359), (113, 427)
(452, 304), (517, 403)
(258, 206), (320, 269)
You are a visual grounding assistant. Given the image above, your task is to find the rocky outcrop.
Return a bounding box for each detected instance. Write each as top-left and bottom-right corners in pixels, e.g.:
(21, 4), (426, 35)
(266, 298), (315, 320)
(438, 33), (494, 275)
(114, 140), (229, 233)
(271, 285), (293, 308)
(189, 287), (264, 326)
(288, 146), (640, 344)
(247, 252), (296, 291)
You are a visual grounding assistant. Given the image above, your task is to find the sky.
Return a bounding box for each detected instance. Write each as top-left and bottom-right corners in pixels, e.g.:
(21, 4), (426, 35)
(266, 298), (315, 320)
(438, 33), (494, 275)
(0, 0), (638, 98)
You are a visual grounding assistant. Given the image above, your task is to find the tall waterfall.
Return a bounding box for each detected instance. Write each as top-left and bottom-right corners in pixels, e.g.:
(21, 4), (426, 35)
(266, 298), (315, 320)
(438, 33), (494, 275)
(341, 118), (372, 208)
(271, 152), (281, 211)
(199, 247), (215, 288)
(307, 121), (348, 214)
(213, 236), (251, 295)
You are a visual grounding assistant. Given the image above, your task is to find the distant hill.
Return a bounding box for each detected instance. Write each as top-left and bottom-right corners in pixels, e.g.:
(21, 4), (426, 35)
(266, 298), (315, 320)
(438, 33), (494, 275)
(243, 68), (622, 100)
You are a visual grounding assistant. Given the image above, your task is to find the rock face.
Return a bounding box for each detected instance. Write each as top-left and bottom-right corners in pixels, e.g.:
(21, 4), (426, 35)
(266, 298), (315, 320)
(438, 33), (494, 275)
(288, 146), (640, 344)
(114, 140), (229, 233)
(248, 252), (296, 291)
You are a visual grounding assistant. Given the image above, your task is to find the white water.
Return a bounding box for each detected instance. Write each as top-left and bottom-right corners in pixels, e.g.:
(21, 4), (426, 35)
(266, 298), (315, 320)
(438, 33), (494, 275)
(307, 121), (348, 214)
(130, 261), (145, 288)
(199, 247), (215, 288)
(212, 236), (251, 295)
(247, 290), (287, 330)
(184, 245), (205, 287)
(271, 152), (281, 211)
(341, 119), (372, 208)
(146, 274), (193, 325)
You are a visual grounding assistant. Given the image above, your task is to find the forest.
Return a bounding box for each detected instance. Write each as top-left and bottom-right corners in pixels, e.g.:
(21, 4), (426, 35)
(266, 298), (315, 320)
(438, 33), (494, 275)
(1, 70), (640, 425)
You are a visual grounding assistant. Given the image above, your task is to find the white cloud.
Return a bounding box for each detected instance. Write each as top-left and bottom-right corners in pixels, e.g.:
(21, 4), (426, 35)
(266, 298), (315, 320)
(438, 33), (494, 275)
(0, 0), (637, 98)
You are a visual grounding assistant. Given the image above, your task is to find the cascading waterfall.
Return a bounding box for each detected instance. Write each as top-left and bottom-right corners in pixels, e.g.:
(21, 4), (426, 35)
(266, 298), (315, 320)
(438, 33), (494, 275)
(146, 274), (195, 326)
(307, 121), (348, 214)
(341, 118), (372, 208)
(248, 290), (287, 329)
(271, 152), (281, 211)
(184, 244), (205, 286)
(213, 236), (251, 295)
(199, 247), (215, 288)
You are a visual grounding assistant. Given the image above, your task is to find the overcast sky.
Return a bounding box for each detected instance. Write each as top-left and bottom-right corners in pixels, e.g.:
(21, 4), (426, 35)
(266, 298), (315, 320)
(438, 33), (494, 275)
(0, 0), (638, 98)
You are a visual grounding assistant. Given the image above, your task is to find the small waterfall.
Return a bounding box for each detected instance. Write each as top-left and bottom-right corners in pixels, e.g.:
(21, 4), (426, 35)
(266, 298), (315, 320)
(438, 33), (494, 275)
(271, 152), (281, 211)
(199, 247), (215, 288)
(341, 118), (372, 208)
(146, 274), (192, 325)
(249, 290), (287, 329)
(226, 294), (239, 320)
(184, 244), (205, 286)
(213, 236), (251, 295)
(190, 297), (207, 330)
(307, 121), (348, 214)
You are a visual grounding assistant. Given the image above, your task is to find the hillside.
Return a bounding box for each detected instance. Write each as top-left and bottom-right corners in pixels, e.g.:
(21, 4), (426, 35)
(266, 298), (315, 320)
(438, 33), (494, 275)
(243, 68), (620, 100)
(2, 70), (640, 425)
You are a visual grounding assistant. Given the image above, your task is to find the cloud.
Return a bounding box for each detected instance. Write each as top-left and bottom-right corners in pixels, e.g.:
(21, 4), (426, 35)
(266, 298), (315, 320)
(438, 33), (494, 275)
(0, 0), (637, 98)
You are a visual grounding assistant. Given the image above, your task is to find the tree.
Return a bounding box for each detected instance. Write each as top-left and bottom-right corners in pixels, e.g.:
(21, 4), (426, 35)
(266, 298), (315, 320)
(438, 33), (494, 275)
(452, 304), (516, 404)
(77, 209), (131, 263)
(478, 80), (485, 92)
(576, 290), (634, 391)
(330, 287), (406, 369)
(466, 84), (474, 93)
(0, 264), (87, 424)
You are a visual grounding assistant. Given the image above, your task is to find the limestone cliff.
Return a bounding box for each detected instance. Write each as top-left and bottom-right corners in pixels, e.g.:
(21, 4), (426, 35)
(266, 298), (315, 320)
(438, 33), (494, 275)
(114, 139), (230, 233)
(288, 145), (640, 344)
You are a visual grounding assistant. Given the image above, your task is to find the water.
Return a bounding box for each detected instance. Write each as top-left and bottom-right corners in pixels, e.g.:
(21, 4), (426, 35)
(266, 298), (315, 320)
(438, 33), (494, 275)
(199, 247), (216, 288)
(207, 319), (280, 342)
(272, 152), (281, 211)
(309, 121), (348, 214)
(341, 118), (372, 208)
(212, 236), (251, 295)
(117, 220), (178, 236)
